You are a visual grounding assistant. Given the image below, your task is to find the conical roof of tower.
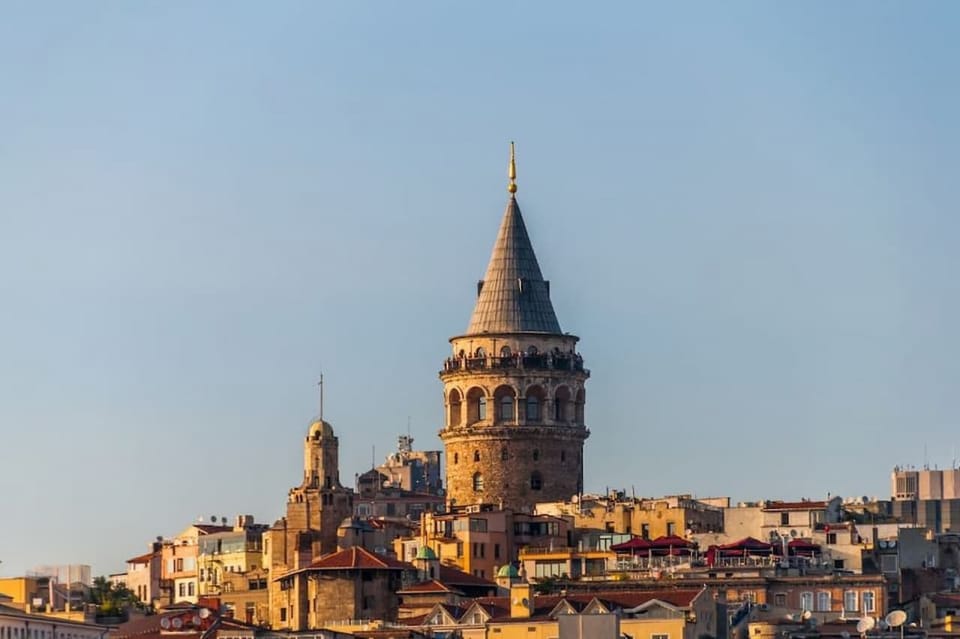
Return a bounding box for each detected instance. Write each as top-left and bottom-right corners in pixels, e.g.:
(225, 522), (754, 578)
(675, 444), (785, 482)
(466, 195), (561, 335)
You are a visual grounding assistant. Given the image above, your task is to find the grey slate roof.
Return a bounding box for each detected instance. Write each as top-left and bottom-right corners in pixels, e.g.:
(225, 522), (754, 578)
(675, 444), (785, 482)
(465, 195), (562, 335)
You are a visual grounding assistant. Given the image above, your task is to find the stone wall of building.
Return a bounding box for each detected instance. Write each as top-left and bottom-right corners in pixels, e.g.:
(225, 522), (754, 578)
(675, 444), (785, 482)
(443, 426), (585, 512)
(308, 572), (404, 627)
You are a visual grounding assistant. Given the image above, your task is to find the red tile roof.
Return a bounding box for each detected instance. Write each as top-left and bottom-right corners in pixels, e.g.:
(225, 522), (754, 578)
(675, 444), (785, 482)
(472, 588), (703, 622)
(398, 579), (460, 595)
(306, 546), (414, 571)
(126, 551), (159, 564)
(438, 565), (496, 588)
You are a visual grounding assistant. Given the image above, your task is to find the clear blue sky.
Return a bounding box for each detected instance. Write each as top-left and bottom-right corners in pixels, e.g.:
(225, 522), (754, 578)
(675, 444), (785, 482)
(1, 2), (958, 577)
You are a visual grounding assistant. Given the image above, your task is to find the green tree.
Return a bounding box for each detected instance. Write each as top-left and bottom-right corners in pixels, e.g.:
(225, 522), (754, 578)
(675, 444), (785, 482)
(88, 576), (140, 617)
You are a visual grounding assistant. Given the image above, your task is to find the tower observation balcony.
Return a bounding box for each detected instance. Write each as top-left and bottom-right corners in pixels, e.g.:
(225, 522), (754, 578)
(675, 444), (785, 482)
(441, 352), (588, 375)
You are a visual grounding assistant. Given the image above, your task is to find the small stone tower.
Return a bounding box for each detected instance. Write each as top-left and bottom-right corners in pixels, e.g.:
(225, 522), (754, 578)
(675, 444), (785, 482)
(283, 418), (355, 563)
(439, 144), (589, 512)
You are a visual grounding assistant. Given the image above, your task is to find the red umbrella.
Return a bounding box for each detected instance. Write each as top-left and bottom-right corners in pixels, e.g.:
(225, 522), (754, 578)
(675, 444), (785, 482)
(610, 537), (653, 553)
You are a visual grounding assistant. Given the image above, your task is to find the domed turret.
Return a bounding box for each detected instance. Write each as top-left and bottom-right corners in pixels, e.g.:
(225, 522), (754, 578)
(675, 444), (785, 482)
(496, 563), (519, 578)
(416, 546), (438, 561)
(414, 545), (440, 581)
(308, 419), (335, 440)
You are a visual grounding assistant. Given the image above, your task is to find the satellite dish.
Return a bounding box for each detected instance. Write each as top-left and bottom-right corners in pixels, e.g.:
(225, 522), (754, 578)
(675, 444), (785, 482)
(857, 617), (876, 634)
(210, 515), (217, 523)
(842, 632), (851, 639)
(802, 610), (813, 621)
(172, 618), (183, 630)
(886, 611), (907, 628)
(160, 618), (171, 630)
(521, 598), (530, 607)
(191, 616), (201, 626)
(199, 608), (211, 619)
(785, 614), (796, 621)
(790, 530), (798, 538)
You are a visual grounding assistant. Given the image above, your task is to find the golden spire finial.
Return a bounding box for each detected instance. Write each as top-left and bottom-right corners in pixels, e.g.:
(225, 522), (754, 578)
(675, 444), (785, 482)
(507, 141), (517, 194)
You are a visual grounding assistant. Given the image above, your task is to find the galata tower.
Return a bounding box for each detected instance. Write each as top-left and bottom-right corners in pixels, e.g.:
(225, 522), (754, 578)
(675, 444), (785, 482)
(439, 143), (589, 512)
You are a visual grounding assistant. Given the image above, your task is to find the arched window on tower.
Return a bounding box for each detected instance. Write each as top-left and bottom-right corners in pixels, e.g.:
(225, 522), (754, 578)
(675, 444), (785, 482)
(500, 345), (512, 358)
(554, 386), (571, 423)
(501, 447), (509, 461)
(473, 472), (484, 492)
(532, 449), (540, 461)
(466, 387), (486, 424)
(525, 385), (546, 422)
(526, 396), (540, 421)
(448, 389), (462, 428)
(575, 388), (585, 423)
(453, 452), (459, 464)
(473, 450), (481, 462)
(499, 395), (514, 421)
(530, 471), (543, 491)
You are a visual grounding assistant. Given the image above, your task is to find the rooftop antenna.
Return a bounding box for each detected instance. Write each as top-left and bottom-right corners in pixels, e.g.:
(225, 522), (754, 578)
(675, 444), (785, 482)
(372, 445), (376, 470)
(317, 373), (324, 421)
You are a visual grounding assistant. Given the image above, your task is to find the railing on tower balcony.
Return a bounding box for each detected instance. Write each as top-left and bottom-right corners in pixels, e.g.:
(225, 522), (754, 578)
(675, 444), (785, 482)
(442, 353), (587, 374)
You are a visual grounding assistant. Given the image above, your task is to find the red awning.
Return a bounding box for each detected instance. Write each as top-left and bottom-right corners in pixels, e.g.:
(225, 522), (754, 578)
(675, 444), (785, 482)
(610, 537), (653, 552)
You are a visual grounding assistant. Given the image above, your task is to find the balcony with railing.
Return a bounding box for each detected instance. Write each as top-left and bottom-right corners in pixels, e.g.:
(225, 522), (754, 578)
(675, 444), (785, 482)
(442, 352), (587, 375)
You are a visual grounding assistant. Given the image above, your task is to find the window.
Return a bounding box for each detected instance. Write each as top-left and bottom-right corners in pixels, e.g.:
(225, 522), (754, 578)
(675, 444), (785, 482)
(817, 592), (830, 612)
(530, 471), (543, 491)
(501, 447), (509, 461)
(532, 449), (539, 461)
(526, 396), (540, 421)
(652, 634), (670, 639)
(780, 513), (790, 525)
(474, 449), (481, 462)
(534, 560), (566, 578)
(741, 592), (757, 603)
(844, 591), (858, 612)
(834, 559), (845, 570)
(826, 533), (837, 545)
(641, 523), (650, 539)
(800, 592), (814, 611)
(473, 472), (484, 492)
(561, 450), (566, 462)
(175, 558), (184, 572)
(495, 543), (501, 559)
(178, 583), (186, 597)
(863, 591), (876, 613)
(666, 522), (677, 536)
(478, 397), (487, 420)
(774, 593), (787, 607)
(454, 453), (458, 464)
(499, 396), (514, 421)
(500, 346), (511, 358)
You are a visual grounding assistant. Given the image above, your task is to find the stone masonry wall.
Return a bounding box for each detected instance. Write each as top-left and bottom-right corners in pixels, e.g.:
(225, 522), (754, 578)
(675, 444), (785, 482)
(443, 426), (586, 511)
